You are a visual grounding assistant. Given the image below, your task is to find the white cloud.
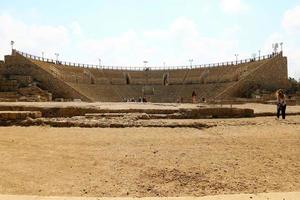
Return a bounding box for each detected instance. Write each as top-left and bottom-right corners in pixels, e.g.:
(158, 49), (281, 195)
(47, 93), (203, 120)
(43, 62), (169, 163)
(77, 17), (239, 66)
(0, 13), (70, 60)
(281, 5), (300, 79)
(220, 0), (250, 14)
(70, 22), (83, 37)
(263, 33), (300, 79)
(0, 14), (238, 70)
(282, 5), (300, 34)
(3, 11), (297, 79)
(263, 4), (300, 79)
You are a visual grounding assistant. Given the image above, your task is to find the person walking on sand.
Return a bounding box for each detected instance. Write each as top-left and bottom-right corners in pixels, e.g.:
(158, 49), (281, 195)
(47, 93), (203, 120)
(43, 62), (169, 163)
(276, 89), (287, 120)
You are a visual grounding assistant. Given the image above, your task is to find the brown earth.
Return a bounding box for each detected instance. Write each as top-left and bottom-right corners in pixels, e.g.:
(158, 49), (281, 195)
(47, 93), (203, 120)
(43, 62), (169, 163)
(0, 116), (299, 197)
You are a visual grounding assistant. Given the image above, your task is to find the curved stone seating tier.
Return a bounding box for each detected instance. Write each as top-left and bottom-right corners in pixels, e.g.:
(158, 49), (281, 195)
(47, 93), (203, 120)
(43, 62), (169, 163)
(66, 83), (233, 102)
(28, 55), (269, 87)
(9, 51), (286, 102)
(67, 83), (121, 102)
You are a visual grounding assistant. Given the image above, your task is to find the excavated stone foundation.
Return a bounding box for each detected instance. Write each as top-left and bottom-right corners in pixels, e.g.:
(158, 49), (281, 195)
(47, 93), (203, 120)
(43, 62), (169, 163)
(0, 102), (254, 128)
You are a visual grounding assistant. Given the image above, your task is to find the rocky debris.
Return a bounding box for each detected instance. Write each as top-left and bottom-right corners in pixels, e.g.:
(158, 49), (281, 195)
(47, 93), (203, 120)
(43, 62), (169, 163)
(8, 115), (212, 129)
(0, 74), (52, 102)
(18, 86), (52, 101)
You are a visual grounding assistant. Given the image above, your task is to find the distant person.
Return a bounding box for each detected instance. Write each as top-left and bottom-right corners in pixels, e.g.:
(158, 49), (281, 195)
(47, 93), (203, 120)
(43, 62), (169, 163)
(192, 91), (197, 104)
(276, 89), (286, 120)
(142, 97), (147, 103)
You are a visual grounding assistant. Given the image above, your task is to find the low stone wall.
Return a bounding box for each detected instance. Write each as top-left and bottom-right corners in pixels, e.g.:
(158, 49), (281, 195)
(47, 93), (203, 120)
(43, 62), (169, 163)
(4, 54), (92, 101)
(0, 111), (41, 120)
(179, 107), (254, 118)
(218, 54), (289, 99)
(0, 103), (254, 118)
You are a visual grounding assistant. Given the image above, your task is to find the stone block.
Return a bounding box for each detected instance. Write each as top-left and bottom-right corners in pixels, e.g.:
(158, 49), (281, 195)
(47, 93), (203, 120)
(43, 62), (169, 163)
(0, 111), (42, 120)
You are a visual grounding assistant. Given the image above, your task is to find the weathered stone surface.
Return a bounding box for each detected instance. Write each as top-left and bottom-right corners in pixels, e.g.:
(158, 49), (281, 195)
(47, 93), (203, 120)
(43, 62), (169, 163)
(0, 111), (42, 120)
(0, 103), (254, 119)
(17, 116), (213, 129)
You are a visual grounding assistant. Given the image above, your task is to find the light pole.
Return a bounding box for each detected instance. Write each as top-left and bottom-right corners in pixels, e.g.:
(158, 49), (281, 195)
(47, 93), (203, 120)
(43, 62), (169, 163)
(234, 54), (239, 64)
(252, 53), (256, 61)
(189, 59), (193, 68)
(98, 58), (102, 68)
(10, 41), (15, 51)
(55, 53), (59, 63)
(272, 43), (278, 54)
(143, 61), (148, 69)
(280, 42), (283, 52)
(143, 61), (149, 95)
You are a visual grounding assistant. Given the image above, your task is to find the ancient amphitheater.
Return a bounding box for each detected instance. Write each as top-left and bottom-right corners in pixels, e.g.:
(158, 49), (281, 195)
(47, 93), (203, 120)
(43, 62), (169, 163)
(0, 49), (299, 200)
(0, 49), (288, 102)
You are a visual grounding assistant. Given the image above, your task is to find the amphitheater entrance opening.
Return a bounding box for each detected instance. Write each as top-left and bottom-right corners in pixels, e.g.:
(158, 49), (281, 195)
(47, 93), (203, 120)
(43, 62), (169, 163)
(124, 73), (131, 85)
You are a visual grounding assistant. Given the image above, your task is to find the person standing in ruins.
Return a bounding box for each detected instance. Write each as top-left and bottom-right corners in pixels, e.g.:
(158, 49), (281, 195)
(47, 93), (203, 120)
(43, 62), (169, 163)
(276, 89), (287, 119)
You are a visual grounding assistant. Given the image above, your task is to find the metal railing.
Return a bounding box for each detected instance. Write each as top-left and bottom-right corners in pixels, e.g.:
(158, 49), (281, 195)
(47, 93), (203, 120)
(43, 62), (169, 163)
(14, 49), (281, 71)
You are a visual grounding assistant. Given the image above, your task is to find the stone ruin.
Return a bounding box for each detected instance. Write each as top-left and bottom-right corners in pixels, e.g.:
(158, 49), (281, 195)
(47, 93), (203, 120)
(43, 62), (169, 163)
(0, 74), (52, 102)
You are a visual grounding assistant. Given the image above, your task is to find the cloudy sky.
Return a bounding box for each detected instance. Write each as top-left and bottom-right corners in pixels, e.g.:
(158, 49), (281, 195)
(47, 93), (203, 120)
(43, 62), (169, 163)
(0, 0), (299, 79)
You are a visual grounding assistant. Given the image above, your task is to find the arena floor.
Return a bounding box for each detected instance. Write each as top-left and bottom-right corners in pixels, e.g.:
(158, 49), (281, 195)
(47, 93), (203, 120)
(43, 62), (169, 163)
(0, 114), (299, 198)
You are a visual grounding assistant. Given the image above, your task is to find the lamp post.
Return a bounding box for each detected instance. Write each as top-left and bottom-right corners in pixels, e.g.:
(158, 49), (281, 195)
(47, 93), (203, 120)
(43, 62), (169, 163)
(189, 59), (193, 68)
(55, 53), (59, 63)
(272, 43), (279, 54)
(98, 58), (102, 68)
(143, 61), (148, 69)
(234, 54), (239, 64)
(143, 61), (149, 93)
(10, 41), (15, 53)
(252, 53), (256, 61)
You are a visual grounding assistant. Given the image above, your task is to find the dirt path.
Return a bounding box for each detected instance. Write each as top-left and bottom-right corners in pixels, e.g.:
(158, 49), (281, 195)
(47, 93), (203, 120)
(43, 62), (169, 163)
(0, 116), (299, 197)
(0, 192), (299, 200)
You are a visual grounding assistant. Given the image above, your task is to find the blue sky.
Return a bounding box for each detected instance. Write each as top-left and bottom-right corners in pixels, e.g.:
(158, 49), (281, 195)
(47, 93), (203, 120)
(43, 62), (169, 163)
(0, 0), (300, 78)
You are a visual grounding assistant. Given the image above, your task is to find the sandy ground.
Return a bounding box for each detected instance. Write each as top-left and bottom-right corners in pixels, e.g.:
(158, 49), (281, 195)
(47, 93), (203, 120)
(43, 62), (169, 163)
(0, 116), (299, 197)
(0, 192), (299, 200)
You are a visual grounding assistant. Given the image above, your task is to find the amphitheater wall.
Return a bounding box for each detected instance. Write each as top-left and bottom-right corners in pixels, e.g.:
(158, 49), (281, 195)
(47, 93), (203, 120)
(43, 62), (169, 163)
(219, 55), (289, 98)
(2, 51), (289, 102)
(0, 60), (4, 75)
(3, 54), (91, 101)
